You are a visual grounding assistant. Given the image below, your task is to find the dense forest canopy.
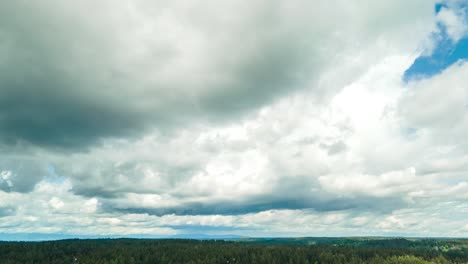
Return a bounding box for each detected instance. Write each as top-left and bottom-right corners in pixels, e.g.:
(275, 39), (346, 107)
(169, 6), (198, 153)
(0, 237), (466, 264)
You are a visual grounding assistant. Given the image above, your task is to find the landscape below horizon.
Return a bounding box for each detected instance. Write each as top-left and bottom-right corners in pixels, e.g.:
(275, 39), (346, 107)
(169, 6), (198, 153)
(1, 237), (467, 263)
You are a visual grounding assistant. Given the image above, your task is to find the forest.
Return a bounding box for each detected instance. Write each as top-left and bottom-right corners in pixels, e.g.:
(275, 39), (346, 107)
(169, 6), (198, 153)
(0, 237), (467, 263)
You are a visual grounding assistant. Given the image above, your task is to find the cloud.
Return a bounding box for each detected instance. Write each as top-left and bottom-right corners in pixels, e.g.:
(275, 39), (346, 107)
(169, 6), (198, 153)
(0, 0), (435, 149)
(2, 0), (468, 237)
(436, 0), (468, 42)
(403, 0), (468, 81)
(0, 157), (50, 193)
(0, 206), (15, 217)
(50, 56), (425, 218)
(400, 61), (468, 142)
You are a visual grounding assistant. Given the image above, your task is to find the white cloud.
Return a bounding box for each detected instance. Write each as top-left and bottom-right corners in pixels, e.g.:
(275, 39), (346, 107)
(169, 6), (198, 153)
(2, 0), (468, 237)
(437, 3), (468, 42)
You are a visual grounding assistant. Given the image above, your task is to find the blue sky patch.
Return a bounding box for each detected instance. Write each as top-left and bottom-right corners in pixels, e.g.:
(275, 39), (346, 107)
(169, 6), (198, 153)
(404, 2), (468, 81)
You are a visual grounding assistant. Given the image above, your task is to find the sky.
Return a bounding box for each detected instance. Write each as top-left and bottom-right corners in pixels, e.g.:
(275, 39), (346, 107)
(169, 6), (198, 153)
(0, 0), (468, 240)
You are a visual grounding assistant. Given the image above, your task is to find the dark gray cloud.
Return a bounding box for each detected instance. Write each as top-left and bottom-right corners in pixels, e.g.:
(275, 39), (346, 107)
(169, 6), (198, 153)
(0, 1), (146, 149)
(320, 141), (348, 155)
(64, 159), (200, 198)
(0, 206), (15, 217)
(0, 1), (327, 150)
(0, 158), (48, 193)
(97, 172), (407, 216)
(106, 193), (406, 216)
(0, 86), (144, 149)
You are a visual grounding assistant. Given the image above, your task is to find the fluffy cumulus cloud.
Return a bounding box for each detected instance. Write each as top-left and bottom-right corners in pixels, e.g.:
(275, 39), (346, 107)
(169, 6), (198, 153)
(1, 0), (467, 238)
(436, 0), (468, 41)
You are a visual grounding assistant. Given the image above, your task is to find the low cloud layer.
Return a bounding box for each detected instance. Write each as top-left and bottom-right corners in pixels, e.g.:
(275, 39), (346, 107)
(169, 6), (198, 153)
(1, 0), (467, 237)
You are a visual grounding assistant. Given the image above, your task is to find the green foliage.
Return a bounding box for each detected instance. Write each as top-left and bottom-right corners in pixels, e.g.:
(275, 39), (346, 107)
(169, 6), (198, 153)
(0, 238), (466, 264)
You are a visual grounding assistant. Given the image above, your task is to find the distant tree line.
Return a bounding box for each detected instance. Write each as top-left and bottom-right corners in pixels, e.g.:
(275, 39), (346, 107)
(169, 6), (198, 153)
(0, 238), (466, 264)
